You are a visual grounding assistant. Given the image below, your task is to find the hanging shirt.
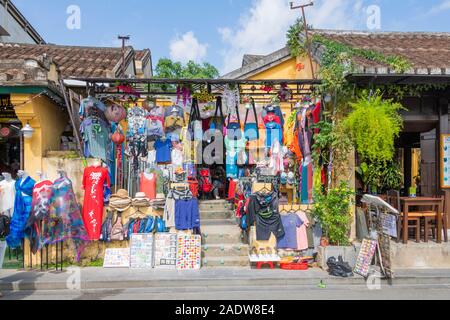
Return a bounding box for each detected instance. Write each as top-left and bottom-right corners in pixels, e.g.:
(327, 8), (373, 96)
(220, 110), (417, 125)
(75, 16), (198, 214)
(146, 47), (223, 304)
(296, 211), (310, 251)
(175, 198), (200, 230)
(171, 148), (184, 167)
(155, 139), (172, 163)
(277, 214), (303, 249)
(80, 117), (110, 162)
(147, 119), (164, 138)
(247, 191), (284, 241)
(0, 179), (16, 216)
(140, 172), (157, 200)
(127, 106), (148, 139)
(265, 121), (282, 150)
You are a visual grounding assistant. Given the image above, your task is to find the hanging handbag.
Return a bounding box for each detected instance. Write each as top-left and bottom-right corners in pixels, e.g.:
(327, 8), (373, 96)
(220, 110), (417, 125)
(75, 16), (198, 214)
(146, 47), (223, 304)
(156, 216), (167, 233)
(110, 213), (124, 241)
(188, 99), (203, 141)
(244, 99), (259, 141)
(209, 97), (225, 132)
(223, 102), (241, 137)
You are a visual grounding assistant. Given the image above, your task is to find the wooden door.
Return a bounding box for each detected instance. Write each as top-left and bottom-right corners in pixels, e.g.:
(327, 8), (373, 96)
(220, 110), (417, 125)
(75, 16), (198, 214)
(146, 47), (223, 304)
(420, 129), (437, 197)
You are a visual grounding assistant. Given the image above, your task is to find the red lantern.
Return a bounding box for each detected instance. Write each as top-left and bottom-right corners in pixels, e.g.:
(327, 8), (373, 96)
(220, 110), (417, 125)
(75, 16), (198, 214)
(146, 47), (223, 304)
(111, 131), (125, 145)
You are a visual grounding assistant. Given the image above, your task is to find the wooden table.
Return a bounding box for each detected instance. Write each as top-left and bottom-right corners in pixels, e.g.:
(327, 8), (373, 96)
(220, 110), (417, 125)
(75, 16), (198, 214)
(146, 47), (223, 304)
(400, 197), (444, 244)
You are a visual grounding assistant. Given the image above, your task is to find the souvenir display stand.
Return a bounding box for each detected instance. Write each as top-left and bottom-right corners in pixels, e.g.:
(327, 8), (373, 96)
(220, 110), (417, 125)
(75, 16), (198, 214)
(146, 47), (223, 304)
(358, 194), (398, 279)
(2, 77), (328, 271)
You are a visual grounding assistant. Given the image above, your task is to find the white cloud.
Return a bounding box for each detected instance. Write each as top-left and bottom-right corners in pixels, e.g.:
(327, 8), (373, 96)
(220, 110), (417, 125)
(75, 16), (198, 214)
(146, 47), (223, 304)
(428, 0), (450, 15)
(219, 0), (365, 74)
(169, 31), (208, 63)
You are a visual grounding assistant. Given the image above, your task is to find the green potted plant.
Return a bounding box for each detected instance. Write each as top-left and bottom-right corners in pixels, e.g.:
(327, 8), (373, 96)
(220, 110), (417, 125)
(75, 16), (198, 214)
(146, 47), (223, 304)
(311, 181), (359, 270)
(381, 161), (403, 192)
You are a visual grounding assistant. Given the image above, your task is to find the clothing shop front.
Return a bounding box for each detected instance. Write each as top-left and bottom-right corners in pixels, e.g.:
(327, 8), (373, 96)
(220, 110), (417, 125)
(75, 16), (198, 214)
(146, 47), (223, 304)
(2, 77), (345, 271)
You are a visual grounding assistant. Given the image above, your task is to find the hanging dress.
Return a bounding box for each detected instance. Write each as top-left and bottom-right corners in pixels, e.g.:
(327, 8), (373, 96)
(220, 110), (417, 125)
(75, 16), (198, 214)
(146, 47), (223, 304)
(82, 166), (110, 240)
(6, 175), (35, 249)
(24, 180), (53, 254)
(42, 175), (90, 261)
(0, 178), (16, 217)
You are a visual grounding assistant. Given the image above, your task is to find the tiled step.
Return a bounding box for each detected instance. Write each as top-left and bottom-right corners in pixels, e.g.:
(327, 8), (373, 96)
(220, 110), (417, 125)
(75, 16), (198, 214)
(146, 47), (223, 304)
(202, 256), (250, 267)
(202, 244), (249, 258)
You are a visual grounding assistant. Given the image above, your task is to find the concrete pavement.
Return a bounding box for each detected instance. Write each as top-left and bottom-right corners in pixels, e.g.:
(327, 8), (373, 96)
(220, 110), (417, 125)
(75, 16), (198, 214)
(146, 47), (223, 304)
(1, 267), (450, 300)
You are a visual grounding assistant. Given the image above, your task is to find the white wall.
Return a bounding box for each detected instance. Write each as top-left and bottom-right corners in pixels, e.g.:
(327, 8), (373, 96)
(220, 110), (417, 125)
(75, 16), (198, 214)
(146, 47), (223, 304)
(0, 5), (37, 44)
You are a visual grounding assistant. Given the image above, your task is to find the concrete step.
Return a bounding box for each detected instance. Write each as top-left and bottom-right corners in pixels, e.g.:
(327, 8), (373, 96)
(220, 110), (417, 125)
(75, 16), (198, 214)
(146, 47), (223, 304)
(199, 201), (233, 212)
(202, 256), (250, 267)
(201, 224), (243, 244)
(202, 244), (249, 258)
(200, 210), (234, 220)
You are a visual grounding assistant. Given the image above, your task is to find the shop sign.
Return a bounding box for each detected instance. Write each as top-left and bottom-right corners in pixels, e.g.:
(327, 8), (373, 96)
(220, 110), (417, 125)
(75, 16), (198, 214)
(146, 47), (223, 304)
(0, 95), (18, 121)
(0, 126), (11, 137)
(441, 134), (450, 188)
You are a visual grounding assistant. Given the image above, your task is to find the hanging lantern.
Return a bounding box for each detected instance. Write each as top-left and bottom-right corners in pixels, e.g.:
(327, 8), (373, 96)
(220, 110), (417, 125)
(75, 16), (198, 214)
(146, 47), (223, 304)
(111, 131), (125, 145)
(21, 122), (35, 139)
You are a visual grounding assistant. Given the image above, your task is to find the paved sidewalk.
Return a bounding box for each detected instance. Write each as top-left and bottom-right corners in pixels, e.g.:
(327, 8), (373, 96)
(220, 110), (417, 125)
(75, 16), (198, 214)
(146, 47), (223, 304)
(1, 267), (450, 291)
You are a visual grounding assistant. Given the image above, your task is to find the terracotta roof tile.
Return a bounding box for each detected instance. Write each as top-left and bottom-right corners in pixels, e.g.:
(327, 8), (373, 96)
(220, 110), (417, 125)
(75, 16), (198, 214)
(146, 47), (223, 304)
(0, 43), (134, 78)
(311, 30), (450, 74)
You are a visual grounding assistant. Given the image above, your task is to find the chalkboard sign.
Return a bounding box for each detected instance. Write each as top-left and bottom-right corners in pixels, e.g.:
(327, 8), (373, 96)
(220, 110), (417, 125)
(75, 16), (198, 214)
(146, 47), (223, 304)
(440, 134), (450, 188)
(130, 234), (154, 269)
(103, 248), (130, 268)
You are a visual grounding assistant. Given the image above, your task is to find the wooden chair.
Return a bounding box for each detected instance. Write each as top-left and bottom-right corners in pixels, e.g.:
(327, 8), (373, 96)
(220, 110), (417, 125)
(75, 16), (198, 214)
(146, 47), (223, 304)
(386, 190), (421, 243)
(423, 194), (448, 243)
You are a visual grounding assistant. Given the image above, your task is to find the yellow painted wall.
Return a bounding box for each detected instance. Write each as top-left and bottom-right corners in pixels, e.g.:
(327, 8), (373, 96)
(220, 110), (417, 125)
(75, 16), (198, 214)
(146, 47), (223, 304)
(11, 94), (69, 181)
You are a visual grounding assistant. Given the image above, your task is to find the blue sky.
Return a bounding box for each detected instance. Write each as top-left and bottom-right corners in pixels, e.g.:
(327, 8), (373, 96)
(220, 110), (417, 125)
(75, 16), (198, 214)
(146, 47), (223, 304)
(13, 0), (450, 74)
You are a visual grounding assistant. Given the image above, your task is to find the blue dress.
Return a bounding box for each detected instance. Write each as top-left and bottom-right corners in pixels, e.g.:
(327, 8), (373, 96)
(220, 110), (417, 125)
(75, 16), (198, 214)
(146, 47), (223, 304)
(6, 176), (36, 249)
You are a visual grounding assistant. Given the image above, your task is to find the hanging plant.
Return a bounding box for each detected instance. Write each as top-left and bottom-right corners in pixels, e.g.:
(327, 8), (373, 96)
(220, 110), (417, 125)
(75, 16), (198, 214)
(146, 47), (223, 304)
(192, 89), (215, 103)
(344, 91), (404, 163)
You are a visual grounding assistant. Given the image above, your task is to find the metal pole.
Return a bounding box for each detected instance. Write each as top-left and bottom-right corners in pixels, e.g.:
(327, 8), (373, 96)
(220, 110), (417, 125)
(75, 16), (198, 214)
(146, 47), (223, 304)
(290, 1), (315, 79)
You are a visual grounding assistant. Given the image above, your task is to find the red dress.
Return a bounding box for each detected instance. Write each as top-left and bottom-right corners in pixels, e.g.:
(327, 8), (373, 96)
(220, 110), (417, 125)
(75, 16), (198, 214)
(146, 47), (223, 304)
(82, 166), (110, 240)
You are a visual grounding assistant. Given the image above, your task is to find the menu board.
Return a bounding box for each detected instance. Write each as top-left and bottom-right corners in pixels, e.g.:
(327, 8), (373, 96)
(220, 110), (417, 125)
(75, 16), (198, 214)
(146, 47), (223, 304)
(441, 134), (450, 188)
(176, 234), (202, 270)
(154, 233), (177, 269)
(380, 212), (397, 238)
(103, 248), (130, 268)
(130, 234), (154, 269)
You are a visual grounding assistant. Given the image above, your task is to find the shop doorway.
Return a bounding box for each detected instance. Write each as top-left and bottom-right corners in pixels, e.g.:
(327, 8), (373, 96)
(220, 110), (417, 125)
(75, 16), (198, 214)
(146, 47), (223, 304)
(0, 94), (22, 178)
(397, 128), (438, 197)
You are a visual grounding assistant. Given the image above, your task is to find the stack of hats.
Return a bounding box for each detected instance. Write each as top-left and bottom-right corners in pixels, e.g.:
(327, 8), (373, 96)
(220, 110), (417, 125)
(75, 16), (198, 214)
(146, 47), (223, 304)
(109, 189), (132, 212)
(149, 193), (166, 209)
(132, 192), (151, 208)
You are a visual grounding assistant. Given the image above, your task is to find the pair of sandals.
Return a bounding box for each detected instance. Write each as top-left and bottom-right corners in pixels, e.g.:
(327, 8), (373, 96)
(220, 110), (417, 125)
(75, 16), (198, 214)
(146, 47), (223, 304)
(327, 256), (354, 278)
